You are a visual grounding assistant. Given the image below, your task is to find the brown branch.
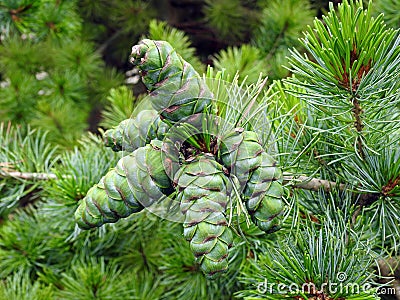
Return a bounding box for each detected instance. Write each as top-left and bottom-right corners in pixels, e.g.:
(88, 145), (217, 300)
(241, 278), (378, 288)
(1, 171), (346, 192)
(0, 171), (58, 180)
(265, 21), (289, 62)
(283, 175), (346, 192)
(96, 29), (124, 54)
(352, 97), (365, 159)
(0, 171), (344, 193)
(0, 171), (381, 203)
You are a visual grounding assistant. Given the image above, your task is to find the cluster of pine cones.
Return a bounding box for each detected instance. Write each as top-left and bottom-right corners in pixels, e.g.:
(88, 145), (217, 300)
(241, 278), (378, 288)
(75, 39), (284, 277)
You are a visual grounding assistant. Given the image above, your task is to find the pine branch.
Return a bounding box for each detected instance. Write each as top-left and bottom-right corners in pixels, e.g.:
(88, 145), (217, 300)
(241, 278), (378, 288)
(0, 171), (58, 181)
(96, 29), (124, 54)
(264, 21), (289, 61)
(282, 175), (346, 192)
(0, 170), (346, 193)
(350, 86), (365, 160)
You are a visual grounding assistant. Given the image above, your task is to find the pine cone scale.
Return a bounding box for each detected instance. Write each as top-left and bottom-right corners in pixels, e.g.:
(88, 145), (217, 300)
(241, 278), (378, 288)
(219, 130), (284, 233)
(130, 39), (212, 122)
(75, 143), (174, 228)
(175, 156), (234, 276)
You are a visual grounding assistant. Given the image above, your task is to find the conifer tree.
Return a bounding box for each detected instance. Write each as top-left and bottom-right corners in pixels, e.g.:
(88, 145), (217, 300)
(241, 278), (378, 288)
(0, 0), (399, 299)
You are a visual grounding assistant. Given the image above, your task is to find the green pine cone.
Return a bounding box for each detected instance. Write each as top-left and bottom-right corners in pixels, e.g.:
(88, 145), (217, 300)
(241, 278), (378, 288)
(243, 152), (284, 233)
(218, 128), (264, 186)
(129, 39), (213, 123)
(218, 128), (284, 233)
(103, 109), (169, 152)
(174, 154), (233, 277)
(75, 140), (176, 229)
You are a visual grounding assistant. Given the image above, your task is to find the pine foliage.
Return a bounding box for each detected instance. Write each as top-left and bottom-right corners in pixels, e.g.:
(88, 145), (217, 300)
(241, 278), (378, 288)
(0, 0), (81, 40)
(372, 0), (400, 28)
(0, 272), (54, 300)
(0, 124), (58, 216)
(0, 0), (399, 299)
(212, 44), (268, 84)
(203, 0), (254, 42)
(286, 0), (400, 245)
(254, 0), (316, 80)
(0, 1), (123, 148)
(99, 86), (137, 129)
